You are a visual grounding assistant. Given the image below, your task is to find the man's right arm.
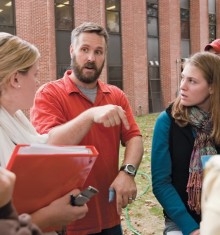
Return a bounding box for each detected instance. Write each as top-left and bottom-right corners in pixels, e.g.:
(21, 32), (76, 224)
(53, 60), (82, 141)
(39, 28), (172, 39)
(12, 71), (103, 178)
(48, 104), (130, 145)
(31, 87), (130, 145)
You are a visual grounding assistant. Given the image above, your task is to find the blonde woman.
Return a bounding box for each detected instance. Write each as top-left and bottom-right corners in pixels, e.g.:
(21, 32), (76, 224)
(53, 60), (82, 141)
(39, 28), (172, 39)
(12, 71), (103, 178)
(0, 32), (89, 234)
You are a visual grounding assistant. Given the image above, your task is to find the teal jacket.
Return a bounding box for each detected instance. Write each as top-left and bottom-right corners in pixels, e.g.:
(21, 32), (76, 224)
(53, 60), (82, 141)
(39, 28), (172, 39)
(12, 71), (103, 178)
(151, 111), (199, 235)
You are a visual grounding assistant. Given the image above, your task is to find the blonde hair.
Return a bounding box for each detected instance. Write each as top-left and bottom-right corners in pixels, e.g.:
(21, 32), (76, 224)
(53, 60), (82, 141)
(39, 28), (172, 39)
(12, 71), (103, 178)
(172, 51), (220, 144)
(0, 32), (40, 91)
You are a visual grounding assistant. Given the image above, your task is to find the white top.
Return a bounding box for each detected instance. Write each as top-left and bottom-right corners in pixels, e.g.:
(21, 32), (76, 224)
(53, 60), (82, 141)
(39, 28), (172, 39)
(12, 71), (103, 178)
(0, 107), (48, 167)
(0, 107), (58, 234)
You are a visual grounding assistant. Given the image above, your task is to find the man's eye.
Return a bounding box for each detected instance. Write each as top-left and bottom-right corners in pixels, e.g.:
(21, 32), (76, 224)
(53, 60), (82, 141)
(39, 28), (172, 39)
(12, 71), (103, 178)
(82, 48), (88, 52)
(95, 50), (103, 55)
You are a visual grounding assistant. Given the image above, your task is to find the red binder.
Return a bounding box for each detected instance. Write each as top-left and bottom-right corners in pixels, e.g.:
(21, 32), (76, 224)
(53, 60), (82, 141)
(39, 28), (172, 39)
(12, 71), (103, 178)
(6, 144), (98, 214)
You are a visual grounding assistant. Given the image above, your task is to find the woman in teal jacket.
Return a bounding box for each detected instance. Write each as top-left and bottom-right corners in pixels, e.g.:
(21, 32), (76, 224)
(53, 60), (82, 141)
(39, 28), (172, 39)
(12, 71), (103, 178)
(151, 52), (220, 235)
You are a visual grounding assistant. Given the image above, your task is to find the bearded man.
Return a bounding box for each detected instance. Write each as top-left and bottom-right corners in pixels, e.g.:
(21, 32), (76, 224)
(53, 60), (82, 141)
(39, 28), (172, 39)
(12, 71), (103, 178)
(30, 22), (143, 235)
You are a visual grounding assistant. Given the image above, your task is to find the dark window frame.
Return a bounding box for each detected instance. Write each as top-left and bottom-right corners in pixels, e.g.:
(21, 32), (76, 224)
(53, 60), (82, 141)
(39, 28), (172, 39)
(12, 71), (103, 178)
(105, 0), (123, 90)
(180, 8), (190, 39)
(0, 0), (16, 34)
(106, 0), (121, 35)
(180, 0), (190, 58)
(147, 0), (161, 113)
(55, 0), (74, 79)
(55, 0), (74, 31)
(208, 13), (216, 42)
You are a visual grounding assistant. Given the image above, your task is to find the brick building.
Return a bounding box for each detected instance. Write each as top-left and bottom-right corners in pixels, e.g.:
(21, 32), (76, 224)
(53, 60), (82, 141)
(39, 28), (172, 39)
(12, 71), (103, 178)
(0, 0), (219, 115)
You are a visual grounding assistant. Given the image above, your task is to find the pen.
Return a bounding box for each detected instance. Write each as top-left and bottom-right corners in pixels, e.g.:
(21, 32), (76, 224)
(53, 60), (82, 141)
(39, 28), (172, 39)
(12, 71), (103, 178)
(109, 188), (115, 202)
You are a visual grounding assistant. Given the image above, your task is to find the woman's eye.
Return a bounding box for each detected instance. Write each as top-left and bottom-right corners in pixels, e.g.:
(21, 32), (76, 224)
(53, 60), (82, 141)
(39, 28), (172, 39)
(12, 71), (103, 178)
(189, 79), (196, 84)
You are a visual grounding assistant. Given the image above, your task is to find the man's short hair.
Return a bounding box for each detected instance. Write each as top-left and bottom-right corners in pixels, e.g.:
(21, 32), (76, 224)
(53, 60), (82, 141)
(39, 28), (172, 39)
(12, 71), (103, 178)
(71, 22), (109, 47)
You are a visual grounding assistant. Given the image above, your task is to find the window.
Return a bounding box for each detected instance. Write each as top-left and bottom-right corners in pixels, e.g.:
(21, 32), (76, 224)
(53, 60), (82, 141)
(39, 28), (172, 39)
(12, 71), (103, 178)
(106, 0), (122, 90)
(180, 0), (190, 58)
(180, 8), (190, 39)
(147, 0), (161, 113)
(208, 0), (216, 42)
(147, 1), (158, 38)
(147, 1), (159, 60)
(55, 0), (73, 30)
(209, 14), (216, 42)
(55, 0), (74, 79)
(106, 11), (120, 33)
(106, 0), (120, 33)
(0, 0), (15, 34)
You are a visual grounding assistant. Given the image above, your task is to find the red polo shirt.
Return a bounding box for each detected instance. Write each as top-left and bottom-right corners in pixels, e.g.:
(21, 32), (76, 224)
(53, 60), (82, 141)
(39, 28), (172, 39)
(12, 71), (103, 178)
(31, 70), (141, 235)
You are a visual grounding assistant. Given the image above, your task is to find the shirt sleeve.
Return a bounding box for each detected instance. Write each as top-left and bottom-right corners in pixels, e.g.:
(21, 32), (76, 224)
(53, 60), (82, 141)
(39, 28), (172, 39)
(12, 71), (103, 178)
(30, 84), (68, 134)
(151, 111), (199, 235)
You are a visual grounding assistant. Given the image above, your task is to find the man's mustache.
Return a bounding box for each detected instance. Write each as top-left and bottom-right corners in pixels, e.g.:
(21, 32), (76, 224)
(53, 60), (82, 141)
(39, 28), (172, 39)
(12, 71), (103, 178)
(84, 62), (97, 70)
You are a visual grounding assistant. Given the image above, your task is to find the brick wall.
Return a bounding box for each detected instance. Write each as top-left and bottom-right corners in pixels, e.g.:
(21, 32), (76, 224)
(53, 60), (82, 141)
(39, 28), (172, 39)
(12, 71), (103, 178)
(159, 0), (181, 108)
(15, 0), (56, 86)
(13, 0), (218, 115)
(121, 0), (148, 115)
(190, 0), (209, 53)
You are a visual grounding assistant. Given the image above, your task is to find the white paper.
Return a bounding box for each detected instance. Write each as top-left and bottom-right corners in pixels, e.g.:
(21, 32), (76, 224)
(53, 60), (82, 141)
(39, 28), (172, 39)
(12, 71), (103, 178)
(17, 143), (92, 154)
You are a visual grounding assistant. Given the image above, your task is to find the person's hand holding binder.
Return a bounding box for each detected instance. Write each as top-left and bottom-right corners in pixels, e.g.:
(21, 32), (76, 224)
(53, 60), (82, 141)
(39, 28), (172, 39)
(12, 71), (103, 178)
(31, 189), (88, 230)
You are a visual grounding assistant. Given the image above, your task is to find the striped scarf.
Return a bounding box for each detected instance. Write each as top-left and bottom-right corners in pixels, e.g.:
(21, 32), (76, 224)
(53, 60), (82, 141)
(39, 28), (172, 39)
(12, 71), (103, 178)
(187, 107), (217, 214)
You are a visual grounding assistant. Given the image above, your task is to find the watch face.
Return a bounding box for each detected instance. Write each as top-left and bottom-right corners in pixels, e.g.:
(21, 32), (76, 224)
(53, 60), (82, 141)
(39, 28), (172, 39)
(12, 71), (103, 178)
(120, 164), (136, 176)
(127, 164), (135, 173)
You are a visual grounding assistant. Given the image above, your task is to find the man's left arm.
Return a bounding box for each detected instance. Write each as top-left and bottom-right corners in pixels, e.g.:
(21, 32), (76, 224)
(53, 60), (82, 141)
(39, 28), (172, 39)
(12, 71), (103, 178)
(110, 135), (143, 215)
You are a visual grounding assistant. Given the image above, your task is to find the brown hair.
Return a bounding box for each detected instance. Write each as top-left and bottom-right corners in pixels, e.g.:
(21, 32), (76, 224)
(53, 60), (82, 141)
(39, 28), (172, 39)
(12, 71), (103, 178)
(172, 51), (220, 144)
(71, 22), (109, 48)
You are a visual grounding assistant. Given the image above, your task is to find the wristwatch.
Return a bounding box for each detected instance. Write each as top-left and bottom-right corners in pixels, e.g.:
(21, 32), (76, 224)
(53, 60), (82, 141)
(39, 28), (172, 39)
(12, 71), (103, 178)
(120, 164), (137, 176)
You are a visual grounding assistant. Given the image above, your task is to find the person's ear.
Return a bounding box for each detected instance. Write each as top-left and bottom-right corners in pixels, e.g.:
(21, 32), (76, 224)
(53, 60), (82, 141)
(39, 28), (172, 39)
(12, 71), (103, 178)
(70, 44), (74, 59)
(209, 86), (213, 95)
(10, 72), (21, 89)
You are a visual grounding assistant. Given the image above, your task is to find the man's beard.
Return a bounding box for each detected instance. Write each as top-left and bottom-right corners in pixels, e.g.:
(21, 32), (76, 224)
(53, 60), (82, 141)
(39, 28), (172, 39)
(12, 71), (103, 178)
(71, 55), (105, 84)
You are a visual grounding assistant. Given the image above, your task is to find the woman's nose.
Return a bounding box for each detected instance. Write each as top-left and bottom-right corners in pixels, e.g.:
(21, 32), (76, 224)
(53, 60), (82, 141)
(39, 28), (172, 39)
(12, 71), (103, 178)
(180, 79), (187, 90)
